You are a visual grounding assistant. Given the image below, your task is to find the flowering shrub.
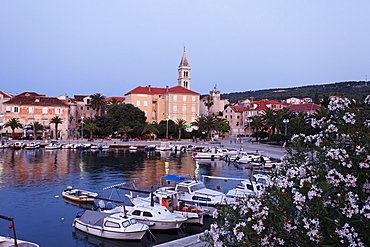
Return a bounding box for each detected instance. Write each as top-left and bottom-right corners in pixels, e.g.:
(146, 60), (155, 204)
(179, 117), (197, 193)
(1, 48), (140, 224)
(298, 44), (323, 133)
(202, 96), (370, 246)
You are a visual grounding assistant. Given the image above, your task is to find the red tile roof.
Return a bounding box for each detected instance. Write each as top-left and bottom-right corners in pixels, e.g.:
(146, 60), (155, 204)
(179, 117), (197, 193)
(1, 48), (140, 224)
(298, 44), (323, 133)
(15, 92), (46, 97)
(229, 106), (250, 112)
(287, 103), (321, 112)
(104, 97), (125, 102)
(4, 96), (68, 106)
(125, 86), (199, 96)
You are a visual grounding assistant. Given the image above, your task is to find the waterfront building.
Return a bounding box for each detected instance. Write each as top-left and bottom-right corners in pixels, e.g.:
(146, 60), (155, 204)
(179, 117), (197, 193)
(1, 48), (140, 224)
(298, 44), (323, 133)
(2, 92), (69, 138)
(124, 49), (200, 125)
(199, 86), (229, 116)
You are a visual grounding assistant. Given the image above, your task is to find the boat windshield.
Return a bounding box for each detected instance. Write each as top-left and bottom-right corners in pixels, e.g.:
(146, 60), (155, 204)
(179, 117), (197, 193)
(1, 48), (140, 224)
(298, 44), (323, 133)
(122, 220), (131, 228)
(189, 183), (206, 192)
(130, 218), (137, 224)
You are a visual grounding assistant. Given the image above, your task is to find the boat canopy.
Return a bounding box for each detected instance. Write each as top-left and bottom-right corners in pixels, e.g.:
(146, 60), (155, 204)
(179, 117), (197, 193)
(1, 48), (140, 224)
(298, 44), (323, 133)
(161, 175), (191, 183)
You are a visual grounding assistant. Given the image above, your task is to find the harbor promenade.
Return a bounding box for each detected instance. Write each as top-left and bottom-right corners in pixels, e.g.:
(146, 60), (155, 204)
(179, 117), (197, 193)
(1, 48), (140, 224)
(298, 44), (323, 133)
(49, 136), (287, 160)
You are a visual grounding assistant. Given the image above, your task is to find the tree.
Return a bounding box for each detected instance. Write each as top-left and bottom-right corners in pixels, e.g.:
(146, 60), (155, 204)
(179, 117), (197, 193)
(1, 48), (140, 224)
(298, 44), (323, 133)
(83, 122), (100, 140)
(50, 116), (63, 140)
(203, 95), (214, 115)
(118, 125), (133, 140)
(191, 115), (219, 141)
(250, 115), (264, 132)
(4, 118), (23, 138)
(141, 123), (159, 141)
(29, 121), (44, 140)
(262, 108), (277, 134)
(175, 119), (186, 140)
(202, 95), (370, 246)
(90, 93), (106, 116)
(217, 120), (230, 138)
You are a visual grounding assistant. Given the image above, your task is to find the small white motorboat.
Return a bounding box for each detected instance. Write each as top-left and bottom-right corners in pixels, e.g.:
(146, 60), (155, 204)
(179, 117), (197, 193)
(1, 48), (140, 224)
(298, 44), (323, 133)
(72, 210), (149, 240)
(25, 141), (40, 149)
(62, 186), (98, 202)
(9, 142), (25, 150)
(128, 193), (205, 225)
(102, 201), (187, 230)
(0, 141), (10, 149)
(155, 175), (235, 215)
(45, 141), (62, 149)
(192, 148), (225, 159)
(129, 145), (138, 150)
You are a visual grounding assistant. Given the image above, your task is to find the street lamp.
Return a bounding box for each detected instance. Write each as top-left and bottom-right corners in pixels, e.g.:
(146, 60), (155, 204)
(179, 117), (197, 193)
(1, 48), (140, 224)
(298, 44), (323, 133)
(283, 119), (290, 138)
(81, 116), (84, 140)
(166, 117), (169, 139)
(246, 119), (253, 137)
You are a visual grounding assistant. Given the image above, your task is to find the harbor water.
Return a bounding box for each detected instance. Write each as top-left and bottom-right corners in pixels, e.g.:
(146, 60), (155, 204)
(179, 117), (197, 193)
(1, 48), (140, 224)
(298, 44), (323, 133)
(0, 147), (252, 247)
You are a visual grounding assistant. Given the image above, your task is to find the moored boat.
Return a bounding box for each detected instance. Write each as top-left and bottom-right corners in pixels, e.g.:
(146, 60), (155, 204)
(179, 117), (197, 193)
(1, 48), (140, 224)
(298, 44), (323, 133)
(0, 141), (10, 149)
(72, 210), (149, 240)
(62, 186), (98, 202)
(45, 141), (62, 149)
(25, 141), (40, 149)
(9, 142), (25, 150)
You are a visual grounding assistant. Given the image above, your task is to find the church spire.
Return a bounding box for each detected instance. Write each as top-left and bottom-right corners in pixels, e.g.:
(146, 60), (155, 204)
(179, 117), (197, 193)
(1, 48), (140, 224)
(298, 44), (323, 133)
(178, 47), (191, 89)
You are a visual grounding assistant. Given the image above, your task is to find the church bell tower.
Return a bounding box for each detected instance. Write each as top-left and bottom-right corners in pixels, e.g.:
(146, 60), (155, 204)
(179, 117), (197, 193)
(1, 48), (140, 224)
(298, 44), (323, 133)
(178, 47), (191, 89)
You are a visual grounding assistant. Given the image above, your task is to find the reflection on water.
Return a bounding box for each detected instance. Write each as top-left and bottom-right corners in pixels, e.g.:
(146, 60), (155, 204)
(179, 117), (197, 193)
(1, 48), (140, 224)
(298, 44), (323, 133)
(0, 148), (245, 247)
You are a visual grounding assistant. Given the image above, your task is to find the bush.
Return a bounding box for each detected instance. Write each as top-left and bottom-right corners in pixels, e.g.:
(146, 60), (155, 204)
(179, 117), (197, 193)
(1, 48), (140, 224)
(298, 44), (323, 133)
(202, 95), (370, 246)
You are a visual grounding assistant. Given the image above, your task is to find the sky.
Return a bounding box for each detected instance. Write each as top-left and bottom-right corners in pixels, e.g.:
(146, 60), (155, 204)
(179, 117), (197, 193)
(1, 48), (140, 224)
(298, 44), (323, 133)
(1, 1), (370, 97)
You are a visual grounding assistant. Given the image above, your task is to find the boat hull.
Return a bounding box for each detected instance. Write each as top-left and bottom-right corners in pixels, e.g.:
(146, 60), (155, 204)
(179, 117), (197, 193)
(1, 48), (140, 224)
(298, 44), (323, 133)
(73, 220), (147, 240)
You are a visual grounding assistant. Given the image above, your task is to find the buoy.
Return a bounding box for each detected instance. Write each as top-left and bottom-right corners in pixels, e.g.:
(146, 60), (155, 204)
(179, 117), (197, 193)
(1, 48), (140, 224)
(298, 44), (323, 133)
(8, 224), (13, 229)
(61, 218), (65, 221)
(55, 195), (59, 198)
(216, 185), (221, 190)
(224, 179), (228, 182)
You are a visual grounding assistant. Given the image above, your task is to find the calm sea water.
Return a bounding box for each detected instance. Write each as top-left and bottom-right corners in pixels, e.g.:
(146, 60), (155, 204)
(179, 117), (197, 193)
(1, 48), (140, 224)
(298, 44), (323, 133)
(0, 148), (249, 247)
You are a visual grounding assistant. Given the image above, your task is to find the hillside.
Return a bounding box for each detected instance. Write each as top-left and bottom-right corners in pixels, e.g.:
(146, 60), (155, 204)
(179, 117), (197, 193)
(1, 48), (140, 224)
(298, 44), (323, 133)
(221, 81), (370, 103)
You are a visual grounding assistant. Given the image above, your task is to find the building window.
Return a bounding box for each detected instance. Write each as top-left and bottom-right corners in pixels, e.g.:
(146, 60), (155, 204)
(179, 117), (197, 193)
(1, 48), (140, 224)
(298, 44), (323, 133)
(6, 106), (10, 112)
(183, 96), (186, 101)
(144, 101), (148, 106)
(144, 111), (147, 116)
(182, 105), (186, 113)
(136, 101), (141, 106)
(236, 122), (239, 126)
(13, 106), (19, 113)
(29, 107), (34, 114)
(173, 95), (177, 102)
(80, 106), (83, 110)
(55, 108), (62, 114)
(192, 96), (196, 102)
(87, 107), (89, 110)
(237, 115), (240, 119)
(192, 106), (195, 112)
(173, 105), (178, 112)
(42, 107), (48, 114)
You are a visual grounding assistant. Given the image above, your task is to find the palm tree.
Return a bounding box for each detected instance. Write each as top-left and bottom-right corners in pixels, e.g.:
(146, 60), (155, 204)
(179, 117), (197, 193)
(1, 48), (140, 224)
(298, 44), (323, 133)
(250, 115), (264, 132)
(29, 121), (44, 140)
(142, 123), (159, 141)
(262, 108), (277, 134)
(83, 122), (101, 140)
(175, 119), (186, 140)
(203, 95), (214, 116)
(4, 118), (23, 138)
(50, 116), (63, 140)
(118, 125), (133, 140)
(191, 115), (219, 141)
(90, 93), (106, 116)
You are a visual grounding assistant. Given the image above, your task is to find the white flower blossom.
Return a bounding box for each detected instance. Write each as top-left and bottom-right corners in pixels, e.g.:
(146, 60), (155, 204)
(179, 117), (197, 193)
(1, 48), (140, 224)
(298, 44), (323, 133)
(343, 112), (356, 124)
(328, 97), (351, 111)
(326, 124), (338, 133)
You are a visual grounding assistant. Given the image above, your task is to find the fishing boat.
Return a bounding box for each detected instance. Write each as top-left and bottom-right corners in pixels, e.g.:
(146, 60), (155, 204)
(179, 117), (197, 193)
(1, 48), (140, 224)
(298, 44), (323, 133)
(24, 141), (40, 149)
(44, 141), (62, 149)
(144, 145), (156, 151)
(129, 145), (138, 150)
(0, 215), (39, 247)
(100, 200), (187, 230)
(9, 142), (25, 150)
(191, 147), (225, 159)
(72, 210), (149, 240)
(128, 193), (205, 225)
(154, 175), (235, 215)
(62, 186), (98, 202)
(0, 141), (10, 149)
